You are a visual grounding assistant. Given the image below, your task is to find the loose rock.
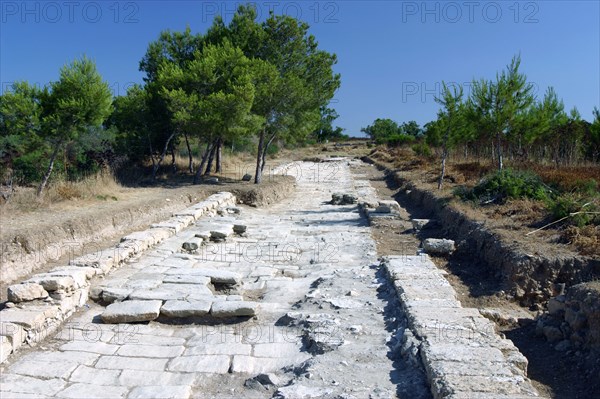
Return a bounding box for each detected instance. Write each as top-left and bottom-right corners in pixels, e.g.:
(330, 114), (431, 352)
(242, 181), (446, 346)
(422, 238), (455, 255)
(182, 238), (203, 252)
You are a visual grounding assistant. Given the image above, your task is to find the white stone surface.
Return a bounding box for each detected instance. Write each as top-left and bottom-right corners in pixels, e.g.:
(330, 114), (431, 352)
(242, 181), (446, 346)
(101, 300), (162, 323)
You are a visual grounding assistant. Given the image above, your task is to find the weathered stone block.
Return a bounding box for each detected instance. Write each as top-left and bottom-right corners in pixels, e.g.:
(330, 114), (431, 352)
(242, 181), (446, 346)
(7, 283), (48, 302)
(160, 300), (212, 318)
(211, 301), (258, 318)
(101, 300), (162, 323)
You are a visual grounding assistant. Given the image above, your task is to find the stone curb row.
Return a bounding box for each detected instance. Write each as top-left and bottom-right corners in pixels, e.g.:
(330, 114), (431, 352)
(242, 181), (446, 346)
(382, 255), (546, 399)
(0, 192), (236, 364)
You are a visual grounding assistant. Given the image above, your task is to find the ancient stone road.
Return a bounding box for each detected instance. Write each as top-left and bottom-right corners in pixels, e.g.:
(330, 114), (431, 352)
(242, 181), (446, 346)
(0, 160), (432, 398)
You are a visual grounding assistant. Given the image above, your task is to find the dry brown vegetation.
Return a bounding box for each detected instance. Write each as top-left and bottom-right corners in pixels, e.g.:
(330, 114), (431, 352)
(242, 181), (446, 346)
(369, 146), (600, 257)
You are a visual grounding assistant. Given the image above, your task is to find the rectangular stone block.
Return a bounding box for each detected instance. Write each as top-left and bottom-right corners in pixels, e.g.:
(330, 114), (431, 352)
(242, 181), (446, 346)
(0, 322), (26, 351)
(0, 374), (67, 396)
(1, 336), (12, 363)
(70, 365), (121, 385)
(128, 385), (192, 399)
(231, 355), (310, 374)
(167, 355), (230, 373)
(0, 309), (46, 329)
(116, 344), (184, 358)
(101, 300), (162, 323)
(211, 301), (258, 318)
(160, 300), (212, 318)
(96, 355), (168, 371)
(57, 383), (129, 399)
(8, 360), (78, 379)
(118, 370), (196, 386)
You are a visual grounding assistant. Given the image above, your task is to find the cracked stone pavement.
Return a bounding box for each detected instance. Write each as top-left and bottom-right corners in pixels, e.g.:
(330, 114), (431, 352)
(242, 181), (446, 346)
(0, 160), (431, 399)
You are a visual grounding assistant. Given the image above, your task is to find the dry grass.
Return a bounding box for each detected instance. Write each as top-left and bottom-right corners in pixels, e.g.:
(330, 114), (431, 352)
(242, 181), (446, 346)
(563, 225), (600, 257)
(526, 164), (600, 191)
(2, 171), (125, 213)
(451, 161), (495, 182)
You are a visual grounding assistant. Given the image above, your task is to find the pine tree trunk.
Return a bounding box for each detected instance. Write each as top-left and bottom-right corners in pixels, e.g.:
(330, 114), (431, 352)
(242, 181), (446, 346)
(254, 130), (265, 184)
(438, 147), (448, 190)
(260, 134), (276, 174)
(184, 133), (193, 174)
(152, 132), (175, 180)
(170, 146), (177, 173)
(204, 139), (218, 175)
(193, 141), (213, 184)
(496, 132), (503, 170)
(148, 135), (157, 170)
(37, 140), (62, 197)
(215, 138), (222, 173)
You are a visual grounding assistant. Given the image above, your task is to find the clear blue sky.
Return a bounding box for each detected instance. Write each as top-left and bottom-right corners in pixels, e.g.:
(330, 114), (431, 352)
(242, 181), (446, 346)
(1, 1), (599, 136)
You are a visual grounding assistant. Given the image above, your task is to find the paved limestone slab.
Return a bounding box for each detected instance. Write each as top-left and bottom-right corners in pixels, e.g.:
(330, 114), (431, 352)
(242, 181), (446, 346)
(231, 354), (311, 374)
(57, 383), (129, 399)
(0, 374), (67, 396)
(189, 269), (241, 285)
(102, 287), (132, 303)
(167, 355), (231, 373)
(160, 300), (212, 318)
(8, 360), (78, 379)
(160, 283), (213, 297)
(118, 370), (196, 386)
(210, 301), (258, 317)
(117, 344), (185, 358)
(163, 275), (211, 285)
(95, 355), (169, 371)
(70, 365), (121, 385)
(20, 350), (99, 366)
(184, 342), (252, 356)
(128, 385), (192, 399)
(128, 290), (187, 301)
(59, 340), (120, 355)
(101, 300), (162, 323)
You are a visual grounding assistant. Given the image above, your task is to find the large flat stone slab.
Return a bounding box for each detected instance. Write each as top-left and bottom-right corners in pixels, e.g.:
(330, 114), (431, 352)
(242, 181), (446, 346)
(95, 355), (168, 371)
(167, 355), (230, 373)
(57, 383), (129, 399)
(101, 300), (162, 323)
(190, 269), (241, 285)
(160, 300), (212, 318)
(129, 385), (192, 399)
(0, 374), (67, 396)
(210, 301), (258, 318)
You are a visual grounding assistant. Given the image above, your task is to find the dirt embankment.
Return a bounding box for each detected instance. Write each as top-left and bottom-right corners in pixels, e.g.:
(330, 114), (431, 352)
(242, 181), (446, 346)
(0, 176), (296, 288)
(363, 156), (600, 307)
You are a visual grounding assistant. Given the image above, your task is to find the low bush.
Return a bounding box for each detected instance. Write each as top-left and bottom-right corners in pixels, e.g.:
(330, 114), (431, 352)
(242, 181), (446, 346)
(412, 142), (432, 157)
(456, 169), (552, 204)
(548, 193), (600, 227)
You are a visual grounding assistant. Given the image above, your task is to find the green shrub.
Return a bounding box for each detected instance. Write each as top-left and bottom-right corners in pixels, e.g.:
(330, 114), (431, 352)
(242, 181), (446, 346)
(12, 150), (47, 184)
(266, 143), (279, 156)
(548, 193), (600, 227)
(386, 134), (415, 147)
(412, 142), (432, 157)
(456, 169), (552, 203)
